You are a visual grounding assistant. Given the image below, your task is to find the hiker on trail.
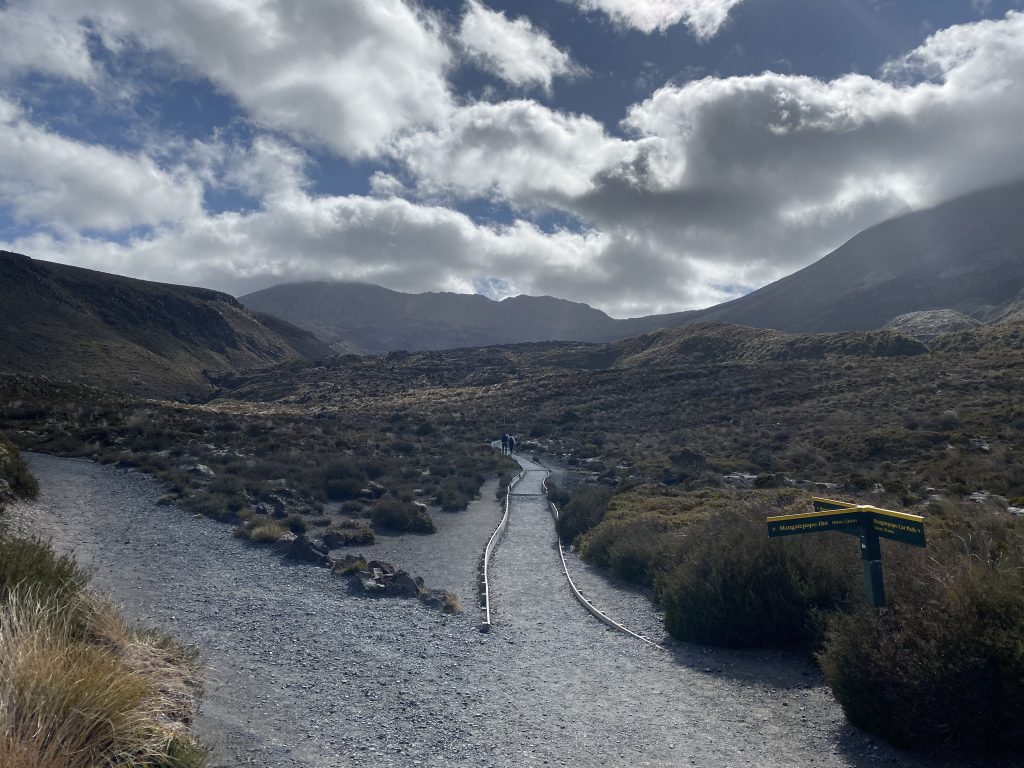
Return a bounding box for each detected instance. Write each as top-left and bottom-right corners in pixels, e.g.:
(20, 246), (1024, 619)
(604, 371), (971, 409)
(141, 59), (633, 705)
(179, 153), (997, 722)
(508, 435), (516, 454)
(501, 433), (509, 454)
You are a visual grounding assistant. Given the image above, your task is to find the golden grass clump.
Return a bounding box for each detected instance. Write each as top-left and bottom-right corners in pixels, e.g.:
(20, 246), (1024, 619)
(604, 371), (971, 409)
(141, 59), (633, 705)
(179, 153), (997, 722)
(0, 588), (207, 768)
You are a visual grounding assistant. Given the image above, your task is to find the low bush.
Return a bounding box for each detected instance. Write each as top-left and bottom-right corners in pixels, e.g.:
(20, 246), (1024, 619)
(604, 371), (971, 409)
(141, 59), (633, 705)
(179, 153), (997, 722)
(284, 514), (308, 534)
(323, 523), (375, 547)
(580, 516), (669, 586)
(325, 477), (363, 501)
(555, 487), (611, 546)
(819, 514), (1024, 755)
(0, 533), (87, 612)
(372, 498), (435, 534)
(655, 503), (860, 649)
(544, 479), (570, 508)
(0, 434), (39, 499)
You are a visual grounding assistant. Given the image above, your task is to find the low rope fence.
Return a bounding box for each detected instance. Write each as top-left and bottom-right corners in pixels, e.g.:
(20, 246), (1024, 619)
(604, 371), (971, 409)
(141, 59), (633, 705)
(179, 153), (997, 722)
(545, 480), (663, 651)
(478, 470), (523, 632)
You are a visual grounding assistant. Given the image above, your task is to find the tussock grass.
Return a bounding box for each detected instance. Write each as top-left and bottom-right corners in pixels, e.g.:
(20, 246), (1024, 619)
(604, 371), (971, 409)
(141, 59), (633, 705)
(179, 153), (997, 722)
(0, 516), (208, 767)
(0, 589), (206, 768)
(247, 522), (287, 544)
(442, 594), (463, 614)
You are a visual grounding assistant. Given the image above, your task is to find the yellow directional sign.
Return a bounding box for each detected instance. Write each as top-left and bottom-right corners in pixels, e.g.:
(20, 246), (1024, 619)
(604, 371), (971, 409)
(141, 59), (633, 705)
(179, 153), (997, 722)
(767, 497), (927, 608)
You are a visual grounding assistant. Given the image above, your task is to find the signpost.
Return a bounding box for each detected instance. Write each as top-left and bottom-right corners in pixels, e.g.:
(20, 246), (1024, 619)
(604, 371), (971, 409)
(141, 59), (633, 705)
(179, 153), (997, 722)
(767, 497), (926, 608)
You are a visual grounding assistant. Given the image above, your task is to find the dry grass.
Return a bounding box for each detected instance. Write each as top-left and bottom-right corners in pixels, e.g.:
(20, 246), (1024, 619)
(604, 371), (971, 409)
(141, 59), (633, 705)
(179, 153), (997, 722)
(247, 521), (286, 544)
(442, 594), (463, 615)
(1, 590), (153, 767)
(0, 588), (207, 768)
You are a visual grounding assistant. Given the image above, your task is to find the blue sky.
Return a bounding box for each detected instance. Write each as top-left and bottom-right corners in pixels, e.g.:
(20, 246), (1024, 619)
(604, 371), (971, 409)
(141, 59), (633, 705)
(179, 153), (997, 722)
(1, 1), (1023, 316)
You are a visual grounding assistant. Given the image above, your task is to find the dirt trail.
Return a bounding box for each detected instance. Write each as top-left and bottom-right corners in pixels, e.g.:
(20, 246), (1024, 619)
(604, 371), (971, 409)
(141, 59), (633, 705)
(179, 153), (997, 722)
(8, 452), (976, 768)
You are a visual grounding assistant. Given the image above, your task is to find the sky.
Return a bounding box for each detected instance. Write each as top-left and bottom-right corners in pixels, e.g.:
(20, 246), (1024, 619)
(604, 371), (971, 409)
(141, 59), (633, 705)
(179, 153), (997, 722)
(1, 0), (1023, 317)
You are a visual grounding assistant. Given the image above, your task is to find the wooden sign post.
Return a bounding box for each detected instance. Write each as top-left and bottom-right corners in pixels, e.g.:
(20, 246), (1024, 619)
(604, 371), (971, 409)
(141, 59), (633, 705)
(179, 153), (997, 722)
(767, 497), (926, 608)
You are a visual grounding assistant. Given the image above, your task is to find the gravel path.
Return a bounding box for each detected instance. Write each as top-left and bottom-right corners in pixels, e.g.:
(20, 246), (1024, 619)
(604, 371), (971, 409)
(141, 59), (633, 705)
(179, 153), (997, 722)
(7, 453), (991, 768)
(334, 478), (502, 614)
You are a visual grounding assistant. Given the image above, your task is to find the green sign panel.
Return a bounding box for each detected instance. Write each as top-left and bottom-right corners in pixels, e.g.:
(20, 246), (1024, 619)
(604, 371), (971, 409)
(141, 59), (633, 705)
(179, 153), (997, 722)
(767, 510), (862, 537)
(865, 507), (927, 547)
(767, 497), (927, 608)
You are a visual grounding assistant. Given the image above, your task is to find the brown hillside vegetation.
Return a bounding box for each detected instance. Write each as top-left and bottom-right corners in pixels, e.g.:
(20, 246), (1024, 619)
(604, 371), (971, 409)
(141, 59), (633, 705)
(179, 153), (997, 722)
(3, 317), (1023, 756)
(0, 251), (331, 399)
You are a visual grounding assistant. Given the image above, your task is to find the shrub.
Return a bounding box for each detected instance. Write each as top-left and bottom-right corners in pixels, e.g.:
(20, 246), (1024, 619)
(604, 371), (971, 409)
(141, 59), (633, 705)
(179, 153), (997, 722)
(819, 520), (1024, 755)
(372, 499), (435, 534)
(655, 504), (859, 649)
(0, 434), (39, 499)
(323, 523), (375, 547)
(555, 487), (611, 546)
(579, 516), (667, 586)
(0, 533), (87, 612)
(284, 514), (308, 534)
(544, 479), (570, 508)
(325, 478), (363, 501)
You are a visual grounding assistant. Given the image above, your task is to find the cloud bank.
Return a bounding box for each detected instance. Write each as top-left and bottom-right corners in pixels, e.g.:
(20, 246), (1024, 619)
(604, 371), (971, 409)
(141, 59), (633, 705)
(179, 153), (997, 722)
(0, 4), (1023, 317)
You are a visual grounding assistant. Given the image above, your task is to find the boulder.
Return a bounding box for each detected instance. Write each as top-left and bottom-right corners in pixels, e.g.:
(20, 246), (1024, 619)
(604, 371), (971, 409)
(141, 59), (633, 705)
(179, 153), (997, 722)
(273, 533), (331, 566)
(367, 560), (396, 577)
(271, 532), (298, 554)
(384, 571), (421, 598)
(418, 589), (449, 610)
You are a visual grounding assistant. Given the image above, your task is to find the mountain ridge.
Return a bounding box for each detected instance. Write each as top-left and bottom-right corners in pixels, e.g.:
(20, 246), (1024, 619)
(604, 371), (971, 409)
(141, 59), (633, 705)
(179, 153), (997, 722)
(241, 179), (1024, 352)
(0, 251), (332, 399)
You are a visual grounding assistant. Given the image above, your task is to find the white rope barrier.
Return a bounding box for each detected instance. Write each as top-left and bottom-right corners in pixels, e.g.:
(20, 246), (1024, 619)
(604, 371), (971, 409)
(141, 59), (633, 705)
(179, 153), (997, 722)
(478, 469), (523, 632)
(546, 481), (664, 650)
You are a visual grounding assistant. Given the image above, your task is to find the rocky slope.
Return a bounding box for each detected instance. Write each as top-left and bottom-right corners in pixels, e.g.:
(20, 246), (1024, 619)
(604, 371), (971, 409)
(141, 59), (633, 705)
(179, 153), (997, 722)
(0, 251), (332, 399)
(686, 179), (1024, 333)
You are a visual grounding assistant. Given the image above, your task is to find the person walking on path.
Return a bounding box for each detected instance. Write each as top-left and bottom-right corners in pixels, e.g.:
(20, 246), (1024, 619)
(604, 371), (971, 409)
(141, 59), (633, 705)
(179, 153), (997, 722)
(501, 433), (509, 455)
(508, 435), (516, 455)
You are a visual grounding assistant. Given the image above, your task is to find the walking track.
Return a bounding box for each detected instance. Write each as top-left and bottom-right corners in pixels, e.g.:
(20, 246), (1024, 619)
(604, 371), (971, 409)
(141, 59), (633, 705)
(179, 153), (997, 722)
(7, 452), (978, 768)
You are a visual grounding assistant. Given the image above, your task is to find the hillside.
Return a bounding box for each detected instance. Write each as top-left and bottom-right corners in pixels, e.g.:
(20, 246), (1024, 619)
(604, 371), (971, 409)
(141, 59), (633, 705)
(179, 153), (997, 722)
(239, 281), (690, 354)
(685, 179), (1024, 333)
(606, 324), (927, 368)
(0, 251), (332, 399)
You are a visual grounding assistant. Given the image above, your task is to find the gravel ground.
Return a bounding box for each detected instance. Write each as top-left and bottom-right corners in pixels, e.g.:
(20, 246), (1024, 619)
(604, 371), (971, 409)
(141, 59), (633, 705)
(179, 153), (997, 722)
(6, 452), (997, 768)
(332, 478), (502, 615)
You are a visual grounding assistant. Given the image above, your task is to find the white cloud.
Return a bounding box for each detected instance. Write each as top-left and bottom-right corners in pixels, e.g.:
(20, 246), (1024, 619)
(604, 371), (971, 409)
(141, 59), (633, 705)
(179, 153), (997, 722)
(3, 7), (1024, 319)
(567, 0), (746, 37)
(0, 6), (94, 82)
(12, 0), (452, 158)
(0, 98), (203, 232)
(393, 100), (639, 205)
(393, 11), (1024, 309)
(459, 1), (580, 91)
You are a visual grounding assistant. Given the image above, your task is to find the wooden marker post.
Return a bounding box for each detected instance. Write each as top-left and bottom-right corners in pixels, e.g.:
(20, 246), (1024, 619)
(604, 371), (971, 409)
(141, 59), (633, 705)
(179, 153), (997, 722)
(767, 497), (926, 608)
